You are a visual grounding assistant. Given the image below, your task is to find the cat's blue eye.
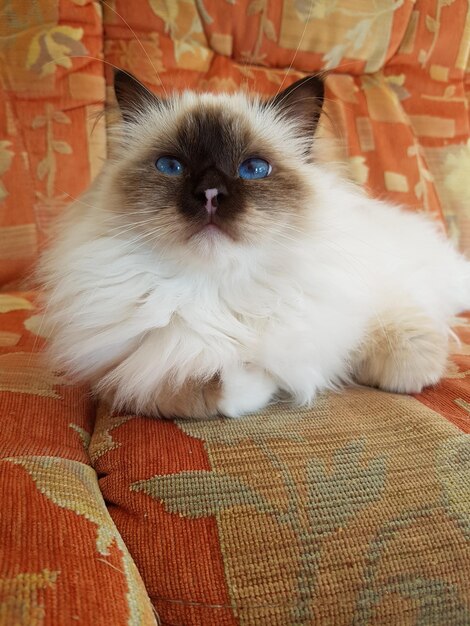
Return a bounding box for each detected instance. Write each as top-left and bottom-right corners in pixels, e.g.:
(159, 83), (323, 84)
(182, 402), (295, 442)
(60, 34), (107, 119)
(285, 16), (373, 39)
(238, 158), (272, 180)
(155, 156), (184, 176)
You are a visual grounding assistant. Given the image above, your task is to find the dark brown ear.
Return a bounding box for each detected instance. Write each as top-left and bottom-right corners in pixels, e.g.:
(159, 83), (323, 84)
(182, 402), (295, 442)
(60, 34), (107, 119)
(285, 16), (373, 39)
(270, 75), (324, 142)
(114, 69), (161, 123)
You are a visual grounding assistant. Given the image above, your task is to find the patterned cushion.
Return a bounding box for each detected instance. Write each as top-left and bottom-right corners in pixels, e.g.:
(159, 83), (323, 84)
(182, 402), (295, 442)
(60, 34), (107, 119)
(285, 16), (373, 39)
(0, 0), (106, 287)
(1, 1), (470, 625)
(1, 293), (469, 624)
(0, 293), (156, 625)
(103, 0), (470, 250)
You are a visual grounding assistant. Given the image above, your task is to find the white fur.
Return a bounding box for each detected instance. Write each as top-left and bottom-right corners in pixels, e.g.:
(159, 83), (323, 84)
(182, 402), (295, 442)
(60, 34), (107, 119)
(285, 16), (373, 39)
(39, 91), (470, 417)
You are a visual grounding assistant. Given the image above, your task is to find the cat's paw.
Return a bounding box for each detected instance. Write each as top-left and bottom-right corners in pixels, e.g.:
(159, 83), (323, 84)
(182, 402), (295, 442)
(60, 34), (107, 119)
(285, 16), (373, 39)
(218, 366), (277, 418)
(99, 375), (223, 420)
(353, 307), (448, 394)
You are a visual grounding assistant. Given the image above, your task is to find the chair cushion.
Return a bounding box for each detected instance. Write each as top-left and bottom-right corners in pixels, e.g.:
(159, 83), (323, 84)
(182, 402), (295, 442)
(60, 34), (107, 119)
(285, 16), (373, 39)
(90, 315), (470, 625)
(103, 0), (470, 251)
(0, 0), (106, 287)
(0, 292), (156, 625)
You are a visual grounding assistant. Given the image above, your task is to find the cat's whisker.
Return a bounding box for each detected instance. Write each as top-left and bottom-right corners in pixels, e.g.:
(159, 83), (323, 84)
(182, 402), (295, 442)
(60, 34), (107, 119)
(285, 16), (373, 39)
(274, 0), (316, 98)
(120, 226), (178, 254)
(100, 0), (167, 96)
(42, 54), (131, 80)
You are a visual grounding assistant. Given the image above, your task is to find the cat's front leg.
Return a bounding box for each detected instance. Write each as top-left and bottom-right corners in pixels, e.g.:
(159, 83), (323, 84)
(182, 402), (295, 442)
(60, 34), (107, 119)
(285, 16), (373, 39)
(100, 366), (277, 419)
(154, 365), (277, 418)
(352, 305), (449, 393)
(217, 364), (278, 418)
(99, 375), (222, 420)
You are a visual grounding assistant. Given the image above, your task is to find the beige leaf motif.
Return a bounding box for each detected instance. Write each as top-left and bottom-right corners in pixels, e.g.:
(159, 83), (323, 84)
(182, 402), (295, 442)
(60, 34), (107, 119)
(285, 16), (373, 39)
(436, 436), (470, 539)
(0, 331), (21, 347)
(6, 457), (116, 554)
(132, 470), (280, 518)
(148, 0), (179, 32)
(0, 294), (33, 314)
(0, 141), (14, 185)
(89, 403), (136, 463)
(265, 70), (284, 85)
(31, 116), (46, 130)
(414, 180), (424, 199)
(0, 569), (58, 626)
(263, 18), (277, 42)
(444, 85), (456, 99)
(425, 15), (438, 33)
(0, 352), (65, 398)
(52, 111), (71, 124)
(26, 26), (87, 77)
(52, 140), (72, 155)
(69, 423), (91, 451)
(37, 158), (49, 182)
(237, 66), (256, 79)
(24, 314), (52, 339)
(247, 0), (264, 16)
(4, 457), (157, 625)
(348, 155), (369, 185)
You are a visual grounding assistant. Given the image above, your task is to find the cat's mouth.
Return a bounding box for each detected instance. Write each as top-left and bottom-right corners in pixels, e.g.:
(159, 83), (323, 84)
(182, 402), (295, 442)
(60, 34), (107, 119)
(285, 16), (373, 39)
(191, 215), (235, 241)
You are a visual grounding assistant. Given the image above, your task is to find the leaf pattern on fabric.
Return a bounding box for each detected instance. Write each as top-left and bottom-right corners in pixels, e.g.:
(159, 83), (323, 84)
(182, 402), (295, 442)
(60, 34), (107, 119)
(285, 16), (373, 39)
(155, 423), (388, 623)
(0, 295), (33, 314)
(437, 435), (470, 539)
(4, 457), (157, 626)
(5, 457), (116, 554)
(132, 470), (281, 518)
(354, 573), (470, 626)
(69, 423), (92, 451)
(0, 331), (20, 347)
(26, 26), (88, 76)
(148, 0), (212, 70)
(23, 314), (52, 339)
(88, 404), (137, 463)
(0, 353), (66, 398)
(306, 439), (387, 535)
(0, 569), (58, 626)
(0, 141), (14, 203)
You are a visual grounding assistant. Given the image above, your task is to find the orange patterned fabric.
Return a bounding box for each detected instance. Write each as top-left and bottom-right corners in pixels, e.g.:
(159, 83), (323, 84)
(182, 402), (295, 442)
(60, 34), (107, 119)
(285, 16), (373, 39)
(103, 0), (470, 248)
(0, 293), (156, 625)
(1, 0), (470, 289)
(1, 294), (469, 624)
(1, 2), (470, 625)
(0, 0), (106, 287)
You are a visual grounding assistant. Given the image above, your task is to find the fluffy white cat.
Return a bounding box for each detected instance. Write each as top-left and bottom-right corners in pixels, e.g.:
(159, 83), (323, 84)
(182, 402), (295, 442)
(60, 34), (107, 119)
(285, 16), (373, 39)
(38, 71), (470, 418)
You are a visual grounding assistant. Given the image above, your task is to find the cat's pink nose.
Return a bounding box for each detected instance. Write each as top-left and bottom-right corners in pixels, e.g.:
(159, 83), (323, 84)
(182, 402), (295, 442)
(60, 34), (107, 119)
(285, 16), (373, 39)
(204, 188), (219, 215)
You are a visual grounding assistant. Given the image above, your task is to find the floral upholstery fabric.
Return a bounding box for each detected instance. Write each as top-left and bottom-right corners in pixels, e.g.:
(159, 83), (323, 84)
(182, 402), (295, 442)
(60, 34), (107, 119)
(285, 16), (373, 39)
(0, 294), (469, 625)
(0, 293), (156, 625)
(0, 0), (106, 287)
(103, 0), (470, 241)
(1, 1), (470, 625)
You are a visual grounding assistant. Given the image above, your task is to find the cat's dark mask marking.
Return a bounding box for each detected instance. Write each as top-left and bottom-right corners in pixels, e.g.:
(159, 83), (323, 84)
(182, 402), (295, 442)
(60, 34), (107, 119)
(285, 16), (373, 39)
(173, 107), (251, 230)
(112, 70), (322, 244)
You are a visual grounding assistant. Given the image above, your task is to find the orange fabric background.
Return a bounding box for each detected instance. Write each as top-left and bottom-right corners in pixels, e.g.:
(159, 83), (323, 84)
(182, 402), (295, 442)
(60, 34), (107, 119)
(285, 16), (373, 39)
(1, 2), (470, 625)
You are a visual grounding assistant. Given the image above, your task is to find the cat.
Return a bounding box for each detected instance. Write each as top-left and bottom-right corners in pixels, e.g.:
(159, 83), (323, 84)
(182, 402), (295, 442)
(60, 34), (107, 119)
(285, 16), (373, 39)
(38, 69), (470, 419)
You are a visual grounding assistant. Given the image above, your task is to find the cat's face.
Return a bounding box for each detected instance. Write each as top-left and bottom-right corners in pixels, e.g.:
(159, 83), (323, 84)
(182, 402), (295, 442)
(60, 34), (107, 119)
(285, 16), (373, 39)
(107, 71), (324, 260)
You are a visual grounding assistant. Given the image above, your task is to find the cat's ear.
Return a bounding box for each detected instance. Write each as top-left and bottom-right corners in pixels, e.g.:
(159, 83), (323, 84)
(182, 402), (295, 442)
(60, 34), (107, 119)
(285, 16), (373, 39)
(114, 69), (161, 123)
(269, 75), (324, 140)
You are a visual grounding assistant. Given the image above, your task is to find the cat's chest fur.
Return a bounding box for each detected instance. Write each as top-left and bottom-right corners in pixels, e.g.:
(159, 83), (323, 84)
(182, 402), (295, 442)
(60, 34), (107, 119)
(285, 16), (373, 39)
(129, 253), (287, 351)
